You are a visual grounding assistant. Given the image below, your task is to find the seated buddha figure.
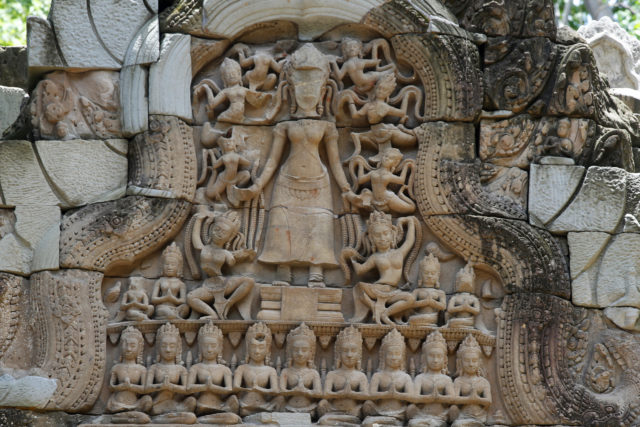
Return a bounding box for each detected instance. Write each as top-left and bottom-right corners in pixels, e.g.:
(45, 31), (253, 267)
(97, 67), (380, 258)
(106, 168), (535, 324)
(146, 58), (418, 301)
(452, 335), (492, 427)
(446, 262), (480, 329)
(145, 323), (196, 424)
(151, 243), (189, 320)
(409, 253), (446, 326)
(186, 322), (240, 425)
(408, 331), (454, 427)
(106, 326), (152, 424)
(363, 329), (413, 426)
(279, 323), (322, 417)
(233, 322), (284, 416)
(318, 326), (369, 426)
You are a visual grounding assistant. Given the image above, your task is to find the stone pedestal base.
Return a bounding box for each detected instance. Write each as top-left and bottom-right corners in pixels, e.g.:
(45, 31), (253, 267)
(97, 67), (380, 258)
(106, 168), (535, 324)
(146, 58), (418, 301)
(257, 286), (344, 322)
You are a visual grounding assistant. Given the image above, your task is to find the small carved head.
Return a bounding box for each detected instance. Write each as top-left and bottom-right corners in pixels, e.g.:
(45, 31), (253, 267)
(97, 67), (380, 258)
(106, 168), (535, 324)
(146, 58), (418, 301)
(366, 211), (400, 253)
(379, 329), (406, 371)
(380, 147), (403, 171)
(210, 210), (241, 248)
(286, 323), (316, 368)
(419, 253), (441, 288)
(198, 321), (225, 364)
(156, 322), (182, 364)
(245, 322), (272, 365)
(455, 261), (475, 293)
(557, 118), (571, 138)
(335, 326), (362, 370)
(220, 57), (242, 87)
(341, 37), (363, 59)
(423, 331), (448, 374)
(128, 276), (146, 292)
(162, 243), (183, 278)
(456, 334), (483, 377)
(120, 326), (144, 364)
(285, 43), (331, 118)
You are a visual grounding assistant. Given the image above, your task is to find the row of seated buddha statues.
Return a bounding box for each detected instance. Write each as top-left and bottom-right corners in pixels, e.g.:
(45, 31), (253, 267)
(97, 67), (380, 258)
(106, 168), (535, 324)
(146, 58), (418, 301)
(107, 322), (491, 425)
(112, 225), (483, 329)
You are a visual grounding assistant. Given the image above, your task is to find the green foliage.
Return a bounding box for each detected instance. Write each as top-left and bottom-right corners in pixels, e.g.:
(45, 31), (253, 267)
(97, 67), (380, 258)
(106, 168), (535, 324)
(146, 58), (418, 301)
(612, 1), (640, 40)
(555, 0), (640, 40)
(0, 0), (50, 46)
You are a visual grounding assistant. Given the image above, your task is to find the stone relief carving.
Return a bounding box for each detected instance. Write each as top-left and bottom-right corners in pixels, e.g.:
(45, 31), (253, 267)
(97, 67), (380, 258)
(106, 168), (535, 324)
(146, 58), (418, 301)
(4, 0), (640, 425)
(30, 71), (122, 140)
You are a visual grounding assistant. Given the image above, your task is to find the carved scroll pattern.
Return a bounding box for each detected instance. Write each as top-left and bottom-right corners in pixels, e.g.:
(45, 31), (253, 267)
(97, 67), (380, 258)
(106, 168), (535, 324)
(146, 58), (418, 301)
(31, 270), (107, 412)
(0, 273), (23, 359)
(498, 294), (640, 425)
(414, 121), (571, 296)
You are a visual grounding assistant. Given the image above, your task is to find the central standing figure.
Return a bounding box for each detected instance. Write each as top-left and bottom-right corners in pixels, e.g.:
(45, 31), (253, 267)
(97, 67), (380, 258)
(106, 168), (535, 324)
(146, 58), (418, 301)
(239, 43), (356, 287)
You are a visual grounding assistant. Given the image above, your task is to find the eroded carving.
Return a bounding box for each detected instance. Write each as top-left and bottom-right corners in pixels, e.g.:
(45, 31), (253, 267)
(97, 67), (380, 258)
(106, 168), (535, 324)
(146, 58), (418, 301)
(30, 71), (121, 140)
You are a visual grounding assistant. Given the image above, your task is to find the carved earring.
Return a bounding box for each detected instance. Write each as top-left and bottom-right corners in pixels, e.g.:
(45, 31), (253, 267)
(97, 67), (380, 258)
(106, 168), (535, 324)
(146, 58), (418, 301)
(289, 87), (296, 115)
(318, 87), (327, 116)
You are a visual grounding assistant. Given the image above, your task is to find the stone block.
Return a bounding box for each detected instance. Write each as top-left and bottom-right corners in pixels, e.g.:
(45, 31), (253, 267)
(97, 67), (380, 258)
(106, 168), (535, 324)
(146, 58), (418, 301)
(0, 47), (27, 88)
(203, 0), (386, 40)
(0, 205), (60, 275)
(48, 0), (158, 69)
(35, 139), (128, 208)
(529, 163), (585, 228)
(30, 71), (122, 141)
(530, 165), (627, 233)
(0, 141), (59, 207)
(27, 17), (65, 73)
(0, 87), (26, 137)
(578, 16), (640, 90)
(568, 232), (640, 309)
(0, 139), (127, 209)
(0, 375), (57, 409)
(243, 412), (312, 426)
(257, 286), (344, 322)
(149, 34), (192, 121)
(120, 65), (149, 137)
(604, 307), (640, 332)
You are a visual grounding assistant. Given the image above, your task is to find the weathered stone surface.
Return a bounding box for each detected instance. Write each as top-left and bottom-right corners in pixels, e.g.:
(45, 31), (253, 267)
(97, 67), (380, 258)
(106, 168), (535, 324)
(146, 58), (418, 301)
(0, 205), (60, 275)
(604, 306), (640, 332)
(0, 47), (27, 89)
(26, 17), (65, 72)
(35, 139), (128, 208)
(611, 87), (640, 113)
(578, 16), (640, 90)
(0, 87), (26, 137)
(203, 0), (387, 40)
(30, 71), (122, 141)
(0, 408), (95, 426)
(569, 232), (640, 309)
(244, 412), (312, 426)
(149, 34), (192, 122)
(0, 139), (127, 209)
(0, 140), (59, 207)
(530, 165), (627, 233)
(0, 375), (57, 409)
(498, 293), (640, 426)
(49, 0), (158, 69)
(120, 65), (149, 137)
(529, 163), (585, 227)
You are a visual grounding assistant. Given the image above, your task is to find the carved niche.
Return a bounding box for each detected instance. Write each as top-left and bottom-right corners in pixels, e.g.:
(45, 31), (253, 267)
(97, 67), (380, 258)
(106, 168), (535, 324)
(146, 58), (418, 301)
(93, 3), (508, 425)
